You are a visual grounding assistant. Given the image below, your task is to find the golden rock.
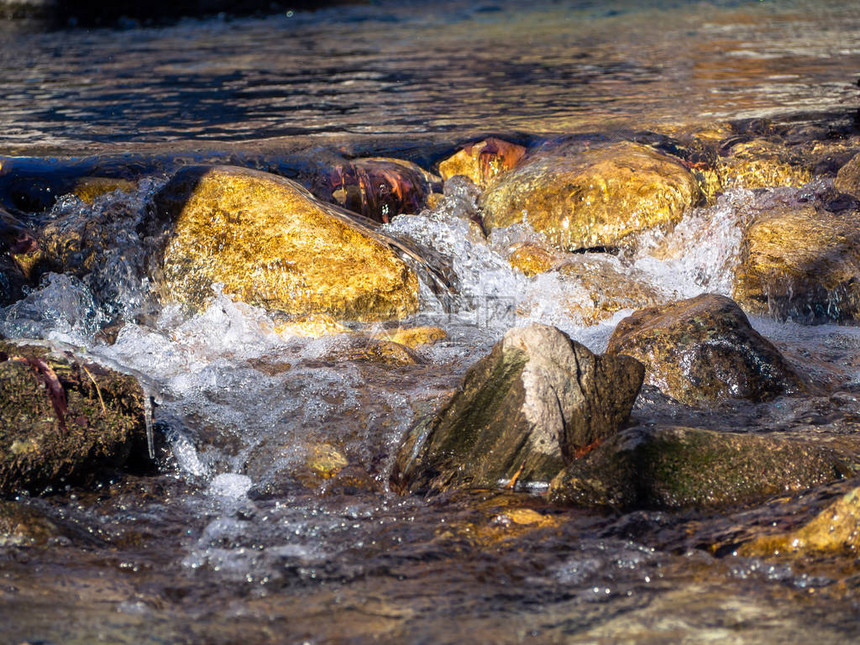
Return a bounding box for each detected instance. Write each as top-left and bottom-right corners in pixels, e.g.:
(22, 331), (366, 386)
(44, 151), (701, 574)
(740, 486), (860, 555)
(274, 314), (352, 338)
(835, 151), (860, 199)
(438, 137), (526, 189)
(481, 142), (699, 251)
(72, 177), (137, 204)
(375, 326), (446, 348)
(733, 205), (860, 323)
(507, 242), (565, 276)
(716, 139), (812, 190)
(154, 166), (419, 321)
(556, 254), (667, 325)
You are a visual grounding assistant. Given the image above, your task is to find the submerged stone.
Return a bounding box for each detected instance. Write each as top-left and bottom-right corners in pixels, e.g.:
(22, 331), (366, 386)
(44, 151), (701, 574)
(313, 157), (439, 223)
(548, 426), (851, 510)
(716, 139), (813, 190)
(606, 294), (804, 405)
(481, 141), (700, 251)
(733, 205), (860, 324)
(391, 324), (644, 495)
(438, 138), (527, 189)
(507, 242), (566, 276)
(0, 341), (147, 495)
(835, 152), (860, 199)
(739, 485), (860, 555)
(152, 165), (420, 322)
(556, 254), (668, 325)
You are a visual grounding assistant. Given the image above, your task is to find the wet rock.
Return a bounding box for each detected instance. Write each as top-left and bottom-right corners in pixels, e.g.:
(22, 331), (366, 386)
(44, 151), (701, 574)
(323, 336), (423, 366)
(0, 500), (60, 546)
(556, 254), (668, 325)
(507, 242), (565, 276)
(438, 138), (527, 189)
(313, 157), (439, 223)
(72, 177), (137, 204)
(733, 205), (860, 323)
(739, 484), (860, 555)
(834, 152), (860, 199)
(549, 426), (851, 509)
(606, 294), (804, 405)
(391, 323), (644, 495)
(0, 254), (29, 306)
(0, 341), (148, 495)
(481, 141), (700, 251)
(152, 165), (420, 322)
(716, 139), (813, 190)
(273, 314), (351, 338)
(375, 326), (446, 348)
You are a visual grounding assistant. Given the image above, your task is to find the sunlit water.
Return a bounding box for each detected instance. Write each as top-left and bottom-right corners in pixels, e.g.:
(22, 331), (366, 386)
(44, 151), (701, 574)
(1, 1), (860, 643)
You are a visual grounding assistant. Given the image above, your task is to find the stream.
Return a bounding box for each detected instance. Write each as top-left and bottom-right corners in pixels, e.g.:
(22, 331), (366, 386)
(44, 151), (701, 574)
(1, 1), (860, 643)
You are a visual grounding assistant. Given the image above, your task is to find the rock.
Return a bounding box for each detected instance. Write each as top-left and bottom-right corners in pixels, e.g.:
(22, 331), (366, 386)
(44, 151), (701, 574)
(556, 254), (668, 325)
(375, 326), (446, 348)
(438, 138), (526, 189)
(835, 152), (860, 200)
(507, 242), (565, 276)
(0, 341), (148, 495)
(716, 139), (813, 190)
(72, 177), (136, 204)
(739, 485), (860, 555)
(273, 314), (351, 338)
(152, 165), (420, 322)
(733, 205), (860, 323)
(391, 324), (644, 495)
(481, 141), (700, 251)
(313, 157), (440, 223)
(0, 500), (61, 546)
(323, 336), (423, 366)
(606, 294), (804, 405)
(549, 426), (852, 510)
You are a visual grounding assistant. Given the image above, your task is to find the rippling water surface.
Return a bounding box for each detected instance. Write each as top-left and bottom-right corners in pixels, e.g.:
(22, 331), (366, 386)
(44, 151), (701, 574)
(1, 1), (860, 643)
(0, 0), (858, 151)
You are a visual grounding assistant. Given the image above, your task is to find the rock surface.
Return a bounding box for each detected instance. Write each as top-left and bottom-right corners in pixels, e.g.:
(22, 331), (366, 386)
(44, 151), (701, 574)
(438, 138), (526, 189)
(733, 205), (860, 323)
(716, 139), (813, 190)
(152, 165), (420, 322)
(0, 341), (147, 495)
(312, 157), (439, 223)
(549, 426), (852, 509)
(739, 484), (860, 555)
(835, 152), (860, 199)
(481, 141), (700, 251)
(391, 324), (644, 495)
(606, 294), (804, 405)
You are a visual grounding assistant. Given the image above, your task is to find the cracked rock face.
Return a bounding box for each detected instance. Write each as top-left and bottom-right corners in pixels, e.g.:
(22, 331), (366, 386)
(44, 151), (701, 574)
(391, 323), (644, 495)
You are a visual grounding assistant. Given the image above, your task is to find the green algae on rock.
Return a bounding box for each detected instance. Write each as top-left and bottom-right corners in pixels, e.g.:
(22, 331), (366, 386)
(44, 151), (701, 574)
(391, 324), (644, 495)
(0, 341), (147, 495)
(480, 141), (700, 252)
(549, 426), (852, 510)
(733, 205), (860, 324)
(606, 294), (805, 405)
(152, 165), (420, 322)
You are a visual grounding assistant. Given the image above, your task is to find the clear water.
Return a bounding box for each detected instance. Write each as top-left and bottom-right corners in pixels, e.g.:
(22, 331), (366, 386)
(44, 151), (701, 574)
(1, 1), (860, 643)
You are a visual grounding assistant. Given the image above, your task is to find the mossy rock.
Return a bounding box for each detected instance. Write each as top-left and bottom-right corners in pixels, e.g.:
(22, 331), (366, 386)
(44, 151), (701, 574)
(152, 165), (420, 322)
(549, 426), (853, 510)
(0, 341), (147, 495)
(481, 141), (700, 251)
(607, 294), (805, 405)
(716, 139), (813, 190)
(392, 324), (644, 495)
(835, 152), (860, 199)
(733, 205), (860, 324)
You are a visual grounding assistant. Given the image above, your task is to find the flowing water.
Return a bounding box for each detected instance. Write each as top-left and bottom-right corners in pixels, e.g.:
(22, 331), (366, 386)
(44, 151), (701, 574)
(2, 1), (860, 643)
